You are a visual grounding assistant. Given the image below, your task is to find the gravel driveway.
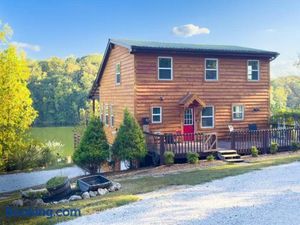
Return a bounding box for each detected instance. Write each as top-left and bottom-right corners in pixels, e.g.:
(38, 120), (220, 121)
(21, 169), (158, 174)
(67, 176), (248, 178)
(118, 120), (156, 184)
(58, 162), (300, 225)
(0, 166), (85, 193)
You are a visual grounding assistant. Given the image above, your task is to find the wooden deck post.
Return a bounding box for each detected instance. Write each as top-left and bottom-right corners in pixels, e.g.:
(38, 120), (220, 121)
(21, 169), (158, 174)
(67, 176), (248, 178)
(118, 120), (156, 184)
(159, 135), (165, 165)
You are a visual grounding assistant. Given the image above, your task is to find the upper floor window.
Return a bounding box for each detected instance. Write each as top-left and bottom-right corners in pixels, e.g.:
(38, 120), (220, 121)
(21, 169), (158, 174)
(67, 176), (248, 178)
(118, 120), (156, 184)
(116, 63), (121, 85)
(232, 104), (244, 121)
(205, 58), (218, 81)
(201, 106), (214, 128)
(158, 57), (173, 80)
(247, 60), (259, 81)
(110, 105), (114, 127)
(151, 106), (162, 123)
(105, 104), (109, 125)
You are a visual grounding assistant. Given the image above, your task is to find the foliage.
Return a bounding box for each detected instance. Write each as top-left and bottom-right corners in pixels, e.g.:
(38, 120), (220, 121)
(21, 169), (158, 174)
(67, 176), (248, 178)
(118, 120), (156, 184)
(187, 152), (199, 164)
(291, 142), (300, 151)
(164, 151), (175, 165)
(111, 109), (147, 167)
(6, 140), (57, 171)
(270, 142), (278, 154)
(28, 55), (102, 126)
(0, 23), (37, 171)
(271, 76), (300, 114)
(46, 176), (68, 189)
(206, 154), (215, 161)
(73, 116), (109, 174)
(251, 146), (259, 157)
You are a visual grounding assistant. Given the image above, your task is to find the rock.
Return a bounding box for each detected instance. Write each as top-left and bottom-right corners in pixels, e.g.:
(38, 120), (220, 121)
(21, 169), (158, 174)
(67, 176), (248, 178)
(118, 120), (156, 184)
(58, 199), (69, 204)
(23, 199), (33, 206)
(52, 201), (58, 205)
(82, 191), (90, 199)
(108, 182), (122, 192)
(11, 199), (23, 207)
(89, 191), (97, 197)
(97, 188), (108, 196)
(33, 198), (46, 206)
(21, 188), (48, 199)
(69, 195), (82, 201)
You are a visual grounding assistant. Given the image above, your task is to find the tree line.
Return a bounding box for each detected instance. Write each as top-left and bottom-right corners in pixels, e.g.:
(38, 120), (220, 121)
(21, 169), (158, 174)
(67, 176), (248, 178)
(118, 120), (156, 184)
(28, 55), (102, 126)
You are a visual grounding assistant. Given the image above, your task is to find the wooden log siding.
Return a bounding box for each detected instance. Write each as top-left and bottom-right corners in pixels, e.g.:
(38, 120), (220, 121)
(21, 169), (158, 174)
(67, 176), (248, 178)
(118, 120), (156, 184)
(231, 128), (300, 154)
(135, 53), (270, 138)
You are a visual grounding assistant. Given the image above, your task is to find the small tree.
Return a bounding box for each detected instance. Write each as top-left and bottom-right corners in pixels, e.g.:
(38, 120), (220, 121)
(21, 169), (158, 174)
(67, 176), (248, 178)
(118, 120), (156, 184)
(111, 109), (147, 168)
(73, 116), (109, 174)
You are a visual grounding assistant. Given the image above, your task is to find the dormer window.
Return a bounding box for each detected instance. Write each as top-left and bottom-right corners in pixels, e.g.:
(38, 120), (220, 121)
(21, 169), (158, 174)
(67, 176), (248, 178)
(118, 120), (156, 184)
(158, 57), (173, 80)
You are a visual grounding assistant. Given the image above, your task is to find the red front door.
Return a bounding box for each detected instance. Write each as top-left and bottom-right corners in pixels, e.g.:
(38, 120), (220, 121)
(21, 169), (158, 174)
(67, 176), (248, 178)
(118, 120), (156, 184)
(183, 107), (194, 141)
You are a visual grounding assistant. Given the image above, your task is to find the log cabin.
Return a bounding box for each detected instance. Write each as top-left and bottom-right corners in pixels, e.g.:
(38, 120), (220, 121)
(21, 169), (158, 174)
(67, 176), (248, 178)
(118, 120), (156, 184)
(89, 39), (278, 148)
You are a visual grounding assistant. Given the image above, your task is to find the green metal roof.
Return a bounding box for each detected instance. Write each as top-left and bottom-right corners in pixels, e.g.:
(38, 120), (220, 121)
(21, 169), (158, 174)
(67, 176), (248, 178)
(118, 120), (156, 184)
(110, 38), (279, 58)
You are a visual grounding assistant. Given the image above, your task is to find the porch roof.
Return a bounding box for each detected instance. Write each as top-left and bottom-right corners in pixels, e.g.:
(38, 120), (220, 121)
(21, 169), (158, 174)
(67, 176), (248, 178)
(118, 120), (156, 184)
(178, 92), (206, 108)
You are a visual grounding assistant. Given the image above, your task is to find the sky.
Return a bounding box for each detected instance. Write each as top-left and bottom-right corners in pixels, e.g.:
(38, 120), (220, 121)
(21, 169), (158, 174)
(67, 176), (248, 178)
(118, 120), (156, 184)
(1, 0), (300, 77)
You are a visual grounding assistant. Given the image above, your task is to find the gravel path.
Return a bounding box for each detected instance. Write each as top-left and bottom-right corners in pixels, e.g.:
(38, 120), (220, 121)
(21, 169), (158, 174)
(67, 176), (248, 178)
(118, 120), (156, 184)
(0, 166), (85, 193)
(58, 162), (300, 225)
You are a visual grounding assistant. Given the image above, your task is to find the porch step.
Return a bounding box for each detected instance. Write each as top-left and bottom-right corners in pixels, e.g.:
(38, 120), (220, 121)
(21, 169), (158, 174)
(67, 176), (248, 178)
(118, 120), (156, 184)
(217, 150), (244, 163)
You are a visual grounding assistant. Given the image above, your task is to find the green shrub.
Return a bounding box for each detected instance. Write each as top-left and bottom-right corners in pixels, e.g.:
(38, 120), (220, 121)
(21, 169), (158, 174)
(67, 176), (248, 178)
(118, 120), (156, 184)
(187, 152), (199, 164)
(73, 116), (110, 174)
(291, 142), (300, 151)
(270, 142), (278, 154)
(164, 151), (175, 165)
(111, 109), (147, 168)
(46, 176), (68, 189)
(206, 154), (215, 161)
(251, 146), (259, 157)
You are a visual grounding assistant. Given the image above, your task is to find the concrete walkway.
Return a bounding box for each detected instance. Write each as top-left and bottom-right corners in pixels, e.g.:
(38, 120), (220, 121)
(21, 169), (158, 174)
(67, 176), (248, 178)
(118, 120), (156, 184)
(58, 162), (300, 225)
(0, 166), (85, 193)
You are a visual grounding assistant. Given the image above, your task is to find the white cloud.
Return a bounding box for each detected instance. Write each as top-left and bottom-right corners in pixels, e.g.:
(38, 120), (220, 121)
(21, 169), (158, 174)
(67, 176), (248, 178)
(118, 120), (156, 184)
(172, 24), (210, 37)
(271, 55), (300, 77)
(11, 41), (41, 52)
(265, 28), (276, 32)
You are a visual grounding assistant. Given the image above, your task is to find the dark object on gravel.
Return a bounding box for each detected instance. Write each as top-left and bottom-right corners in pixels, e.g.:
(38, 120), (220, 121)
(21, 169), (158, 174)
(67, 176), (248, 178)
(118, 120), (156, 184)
(77, 175), (112, 192)
(46, 176), (72, 197)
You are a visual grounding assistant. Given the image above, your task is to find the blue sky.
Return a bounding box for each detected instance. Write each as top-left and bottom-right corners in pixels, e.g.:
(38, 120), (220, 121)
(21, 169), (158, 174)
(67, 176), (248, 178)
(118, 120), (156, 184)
(1, 0), (300, 77)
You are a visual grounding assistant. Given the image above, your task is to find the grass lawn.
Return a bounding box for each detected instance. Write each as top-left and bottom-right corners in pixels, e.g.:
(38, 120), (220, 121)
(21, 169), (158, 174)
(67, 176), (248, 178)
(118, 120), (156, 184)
(1, 152), (300, 225)
(30, 127), (75, 157)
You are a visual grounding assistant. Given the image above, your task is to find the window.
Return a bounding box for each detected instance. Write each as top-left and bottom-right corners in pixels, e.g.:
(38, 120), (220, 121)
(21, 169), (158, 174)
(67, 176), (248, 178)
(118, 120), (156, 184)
(105, 104), (109, 125)
(247, 60), (259, 81)
(116, 63), (121, 85)
(110, 105), (114, 127)
(232, 104), (244, 120)
(151, 107), (162, 123)
(201, 106), (214, 128)
(184, 108), (193, 125)
(205, 59), (218, 81)
(158, 57), (173, 80)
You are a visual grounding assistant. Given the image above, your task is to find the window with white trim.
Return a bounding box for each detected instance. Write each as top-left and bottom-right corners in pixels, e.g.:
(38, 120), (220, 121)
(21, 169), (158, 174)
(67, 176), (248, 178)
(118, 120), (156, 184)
(116, 63), (121, 85)
(205, 59), (218, 80)
(201, 106), (214, 128)
(158, 57), (172, 80)
(105, 104), (109, 125)
(110, 105), (114, 127)
(151, 107), (162, 123)
(232, 104), (244, 120)
(247, 60), (259, 81)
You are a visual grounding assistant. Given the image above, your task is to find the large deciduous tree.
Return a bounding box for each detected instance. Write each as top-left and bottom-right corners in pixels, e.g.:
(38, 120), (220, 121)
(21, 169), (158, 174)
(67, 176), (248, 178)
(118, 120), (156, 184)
(0, 22), (37, 170)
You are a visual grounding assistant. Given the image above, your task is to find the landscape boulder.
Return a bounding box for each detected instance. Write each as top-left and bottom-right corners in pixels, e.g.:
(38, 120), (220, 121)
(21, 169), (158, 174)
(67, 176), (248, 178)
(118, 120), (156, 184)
(69, 195), (82, 201)
(89, 191), (97, 197)
(11, 199), (23, 207)
(97, 188), (108, 196)
(82, 192), (90, 199)
(108, 182), (122, 192)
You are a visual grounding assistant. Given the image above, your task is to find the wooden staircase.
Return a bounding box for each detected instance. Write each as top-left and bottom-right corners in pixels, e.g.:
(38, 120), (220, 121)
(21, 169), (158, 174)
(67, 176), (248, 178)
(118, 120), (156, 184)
(217, 150), (244, 163)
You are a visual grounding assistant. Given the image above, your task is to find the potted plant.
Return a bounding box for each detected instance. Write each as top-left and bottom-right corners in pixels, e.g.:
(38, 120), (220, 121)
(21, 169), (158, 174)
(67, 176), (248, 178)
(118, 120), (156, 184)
(46, 176), (71, 197)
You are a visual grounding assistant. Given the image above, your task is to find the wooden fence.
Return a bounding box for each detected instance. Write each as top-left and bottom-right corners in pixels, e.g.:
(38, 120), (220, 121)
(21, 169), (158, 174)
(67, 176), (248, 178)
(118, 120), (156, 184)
(231, 128), (300, 154)
(144, 132), (217, 165)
